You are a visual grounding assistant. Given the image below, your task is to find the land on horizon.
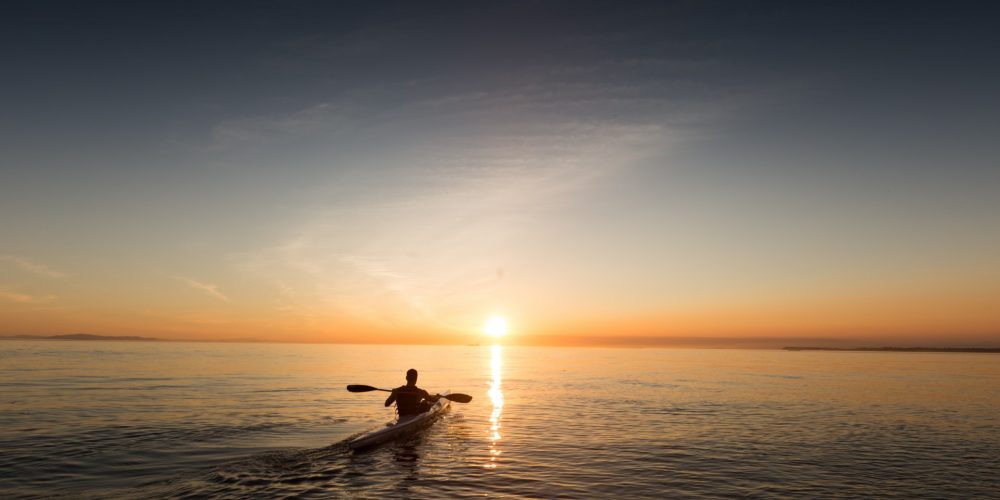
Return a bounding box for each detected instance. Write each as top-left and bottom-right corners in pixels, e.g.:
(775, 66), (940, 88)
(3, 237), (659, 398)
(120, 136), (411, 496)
(783, 346), (1000, 353)
(0, 333), (164, 341)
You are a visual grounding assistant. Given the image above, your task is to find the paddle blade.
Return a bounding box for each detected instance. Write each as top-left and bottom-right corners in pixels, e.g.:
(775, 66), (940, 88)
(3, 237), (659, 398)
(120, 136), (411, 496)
(444, 393), (473, 403)
(346, 384), (379, 393)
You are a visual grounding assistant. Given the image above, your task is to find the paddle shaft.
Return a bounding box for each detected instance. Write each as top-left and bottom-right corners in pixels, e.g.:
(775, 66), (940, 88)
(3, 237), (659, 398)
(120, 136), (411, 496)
(346, 384), (472, 403)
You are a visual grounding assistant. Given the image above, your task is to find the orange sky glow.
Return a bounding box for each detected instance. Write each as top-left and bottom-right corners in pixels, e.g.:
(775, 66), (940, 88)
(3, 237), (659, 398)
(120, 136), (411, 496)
(3, 2), (999, 348)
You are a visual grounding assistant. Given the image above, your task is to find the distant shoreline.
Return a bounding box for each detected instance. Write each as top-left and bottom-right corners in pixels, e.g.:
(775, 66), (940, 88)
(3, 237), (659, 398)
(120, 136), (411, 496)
(0, 334), (162, 341)
(784, 346), (1000, 353)
(0, 334), (264, 343)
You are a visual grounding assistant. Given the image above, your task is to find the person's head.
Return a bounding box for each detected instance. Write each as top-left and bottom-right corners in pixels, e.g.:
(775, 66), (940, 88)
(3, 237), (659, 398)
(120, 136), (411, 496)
(405, 368), (418, 385)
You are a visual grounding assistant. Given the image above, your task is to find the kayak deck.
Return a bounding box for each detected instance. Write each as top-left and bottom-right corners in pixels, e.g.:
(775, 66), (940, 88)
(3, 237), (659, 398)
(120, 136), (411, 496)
(348, 391), (450, 450)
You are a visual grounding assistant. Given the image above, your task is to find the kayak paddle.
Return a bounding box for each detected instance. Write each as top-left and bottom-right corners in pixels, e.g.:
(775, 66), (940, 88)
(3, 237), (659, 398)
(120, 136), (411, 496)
(346, 384), (473, 403)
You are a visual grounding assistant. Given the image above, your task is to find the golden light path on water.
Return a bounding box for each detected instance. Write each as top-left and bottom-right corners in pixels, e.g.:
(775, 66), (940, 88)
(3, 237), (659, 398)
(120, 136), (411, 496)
(486, 344), (504, 469)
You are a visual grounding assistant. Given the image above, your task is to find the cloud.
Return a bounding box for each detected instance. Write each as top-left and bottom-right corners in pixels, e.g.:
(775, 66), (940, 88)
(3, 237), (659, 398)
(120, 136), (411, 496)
(0, 286), (56, 304)
(221, 104), (676, 333)
(335, 253), (437, 322)
(177, 277), (232, 303)
(206, 22), (742, 332)
(209, 102), (355, 153)
(0, 255), (68, 278)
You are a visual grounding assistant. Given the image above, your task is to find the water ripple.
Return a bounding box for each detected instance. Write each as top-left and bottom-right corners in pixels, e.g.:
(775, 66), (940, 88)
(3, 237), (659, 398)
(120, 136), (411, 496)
(0, 342), (997, 498)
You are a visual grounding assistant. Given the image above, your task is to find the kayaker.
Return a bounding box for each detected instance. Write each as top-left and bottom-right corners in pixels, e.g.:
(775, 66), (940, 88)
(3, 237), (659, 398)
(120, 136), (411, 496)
(385, 368), (441, 416)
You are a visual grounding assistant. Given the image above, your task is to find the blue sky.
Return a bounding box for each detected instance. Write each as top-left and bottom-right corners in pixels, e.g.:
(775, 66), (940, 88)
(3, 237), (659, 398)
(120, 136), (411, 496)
(2, 1), (999, 344)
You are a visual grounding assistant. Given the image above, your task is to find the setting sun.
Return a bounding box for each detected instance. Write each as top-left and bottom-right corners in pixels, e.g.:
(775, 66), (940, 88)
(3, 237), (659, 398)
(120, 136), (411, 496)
(483, 316), (509, 338)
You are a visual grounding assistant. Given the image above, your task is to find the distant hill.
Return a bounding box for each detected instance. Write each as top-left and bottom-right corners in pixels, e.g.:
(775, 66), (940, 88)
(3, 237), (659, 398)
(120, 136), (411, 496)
(1, 333), (161, 341)
(784, 346), (1000, 353)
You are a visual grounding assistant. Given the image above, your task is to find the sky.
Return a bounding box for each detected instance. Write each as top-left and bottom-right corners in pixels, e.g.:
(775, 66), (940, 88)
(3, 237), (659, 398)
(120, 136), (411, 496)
(2, 1), (999, 346)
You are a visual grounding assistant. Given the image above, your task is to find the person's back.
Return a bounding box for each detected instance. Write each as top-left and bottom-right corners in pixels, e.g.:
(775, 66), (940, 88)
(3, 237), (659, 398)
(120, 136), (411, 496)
(385, 368), (439, 416)
(390, 384), (430, 416)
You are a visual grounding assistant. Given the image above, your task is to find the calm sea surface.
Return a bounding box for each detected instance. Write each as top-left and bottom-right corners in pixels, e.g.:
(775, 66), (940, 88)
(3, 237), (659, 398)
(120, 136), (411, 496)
(1, 341), (998, 498)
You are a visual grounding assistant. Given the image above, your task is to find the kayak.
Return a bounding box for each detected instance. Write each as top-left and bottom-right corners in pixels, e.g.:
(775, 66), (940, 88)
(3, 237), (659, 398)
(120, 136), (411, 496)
(348, 391), (451, 450)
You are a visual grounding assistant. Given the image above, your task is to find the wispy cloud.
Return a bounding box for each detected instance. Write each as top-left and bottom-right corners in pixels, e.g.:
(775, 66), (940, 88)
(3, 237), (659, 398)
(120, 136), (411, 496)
(208, 23), (736, 334)
(209, 102), (353, 153)
(223, 104), (675, 332)
(0, 286), (56, 304)
(177, 277), (232, 303)
(335, 253), (438, 322)
(0, 255), (68, 278)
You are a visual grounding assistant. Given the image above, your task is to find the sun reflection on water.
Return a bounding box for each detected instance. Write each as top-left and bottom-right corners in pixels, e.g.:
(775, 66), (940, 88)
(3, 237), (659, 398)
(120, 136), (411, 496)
(486, 344), (504, 469)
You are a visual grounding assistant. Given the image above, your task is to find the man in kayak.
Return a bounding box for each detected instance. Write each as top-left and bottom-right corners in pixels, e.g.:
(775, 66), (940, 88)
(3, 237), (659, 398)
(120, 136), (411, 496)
(385, 368), (441, 416)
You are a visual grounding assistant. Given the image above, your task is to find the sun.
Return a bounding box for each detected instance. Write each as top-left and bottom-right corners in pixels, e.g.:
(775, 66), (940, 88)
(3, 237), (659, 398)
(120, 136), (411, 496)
(483, 315), (509, 338)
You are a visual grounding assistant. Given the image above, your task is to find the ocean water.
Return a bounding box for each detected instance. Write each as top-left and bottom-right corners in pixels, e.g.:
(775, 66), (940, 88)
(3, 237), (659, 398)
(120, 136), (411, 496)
(1, 341), (998, 498)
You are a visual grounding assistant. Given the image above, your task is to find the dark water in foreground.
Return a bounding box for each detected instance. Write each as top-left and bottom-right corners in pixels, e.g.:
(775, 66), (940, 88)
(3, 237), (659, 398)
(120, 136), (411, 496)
(1, 341), (998, 498)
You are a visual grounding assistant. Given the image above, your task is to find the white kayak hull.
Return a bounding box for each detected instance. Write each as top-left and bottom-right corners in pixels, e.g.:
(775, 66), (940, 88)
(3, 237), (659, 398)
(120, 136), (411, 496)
(348, 391), (450, 450)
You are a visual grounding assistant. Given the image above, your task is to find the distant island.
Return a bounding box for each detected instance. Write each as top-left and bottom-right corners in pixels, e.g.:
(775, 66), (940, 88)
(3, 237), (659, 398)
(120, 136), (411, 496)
(0, 334), (272, 343)
(784, 346), (1000, 353)
(0, 333), (161, 341)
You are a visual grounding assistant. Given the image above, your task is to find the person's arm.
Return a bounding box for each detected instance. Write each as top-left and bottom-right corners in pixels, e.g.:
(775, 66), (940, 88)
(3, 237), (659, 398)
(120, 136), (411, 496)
(424, 389), (440, 402)
(385, 389), (397, 407)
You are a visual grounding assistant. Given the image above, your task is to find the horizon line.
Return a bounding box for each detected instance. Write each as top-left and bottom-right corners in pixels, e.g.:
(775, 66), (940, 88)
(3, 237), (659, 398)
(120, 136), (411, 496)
(2, 333), (998, 350)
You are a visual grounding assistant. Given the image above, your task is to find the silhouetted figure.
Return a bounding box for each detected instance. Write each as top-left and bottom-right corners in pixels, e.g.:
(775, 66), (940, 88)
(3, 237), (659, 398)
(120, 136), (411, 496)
(385, 368), (440, 416)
